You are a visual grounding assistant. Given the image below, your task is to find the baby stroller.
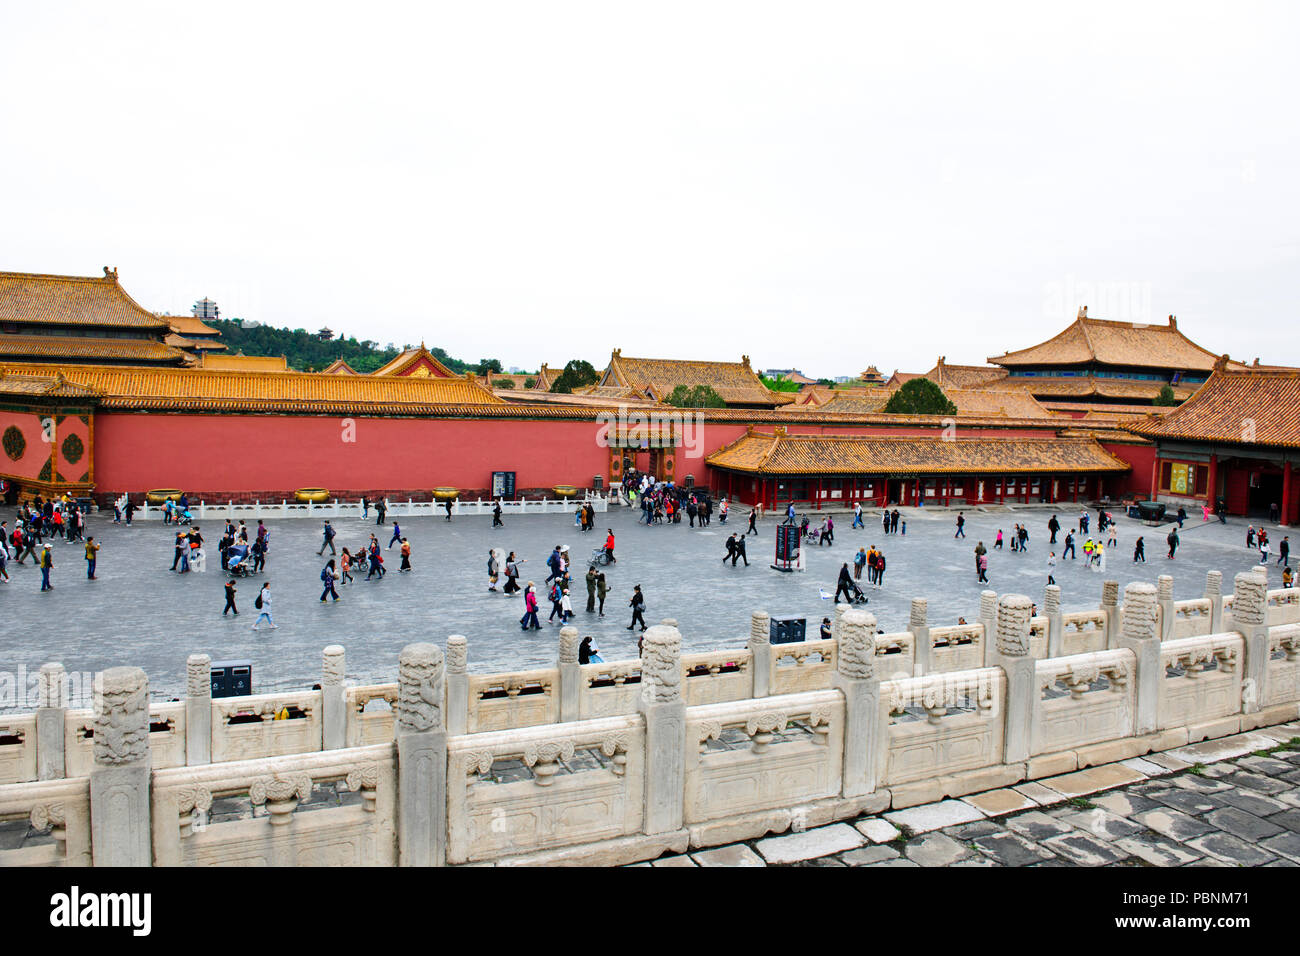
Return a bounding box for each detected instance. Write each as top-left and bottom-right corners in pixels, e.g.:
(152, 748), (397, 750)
(801, 517), (819, 544)
(846, 579), (870, 605)
(227, 543), (251, 576)
(177, 508), (194, 525)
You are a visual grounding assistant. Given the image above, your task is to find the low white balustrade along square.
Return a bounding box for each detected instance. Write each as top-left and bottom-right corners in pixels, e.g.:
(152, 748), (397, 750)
(0, 716), (37, 786)
(467, 669), (558, 733)
(874, 632), (916, 680)
(770, 639), (837, 695)
(930, 625), (984, 674)
(345, 684), (397, 748)
(1158, 634), (1244, 731)
(64, 703), (187, 778)
(684, 690), (843, 825)
(882, 668), (1005, 785)
(210, 692), (322, 763)
(1061, 611), (1108, 655)
(1172, 599), (1213, 638)
(0, 777), (92, 867)
(446, 715), (644, 864)
(1266, 624), (1300, 709)
(1032, 649), (1136, 756)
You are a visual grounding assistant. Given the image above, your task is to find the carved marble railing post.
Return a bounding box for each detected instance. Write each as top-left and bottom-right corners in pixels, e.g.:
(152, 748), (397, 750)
(1101, 581), (1120, 648)
(89, 667), (152, 866)
(1205, 571), (1224, 634)
(638, 624), (686, 836)
(909, 599), (931, 675)
(185, 654), (211, 766)
(834, 609), (881, 797)
(978, 590), (997, 665)
(395, 643), (447, 867)
(36, 663), (66, 780)
(987, 595), (1034, 764)
(1044, 586), (1064, 658)
(832, 603), (850, 642)
(322, 645), (346, 751)
(1157, 575), (1175, 641)
(1114, 583), (1160, 734)
(558, 626), (581, 722)
(1231, 571), (1270, 715)
(446, 636), (468, 735)
(748, 611), (771, 699)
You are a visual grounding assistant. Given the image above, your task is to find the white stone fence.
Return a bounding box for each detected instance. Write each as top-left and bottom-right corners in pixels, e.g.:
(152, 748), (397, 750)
(125, 494), (609, 522)
(6, 569), (1296, 787)
(2, 573), (1296, 866)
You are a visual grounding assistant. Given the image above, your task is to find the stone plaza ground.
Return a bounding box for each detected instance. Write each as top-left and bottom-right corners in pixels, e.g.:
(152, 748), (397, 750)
(0, 500), (1292, 705)
(636, 723), (1300, 867)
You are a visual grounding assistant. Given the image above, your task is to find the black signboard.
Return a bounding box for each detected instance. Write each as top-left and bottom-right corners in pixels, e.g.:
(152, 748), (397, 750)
(775, 524), (800, 563)
(491, 471), (516, 499)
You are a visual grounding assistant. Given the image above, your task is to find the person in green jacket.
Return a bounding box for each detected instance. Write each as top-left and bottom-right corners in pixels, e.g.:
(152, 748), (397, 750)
(585, 566), (598, 613)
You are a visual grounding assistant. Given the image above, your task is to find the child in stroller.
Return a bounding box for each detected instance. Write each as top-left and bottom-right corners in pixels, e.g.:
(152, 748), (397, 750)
(226, 543), (251, 576)
(177, 508), (194, 525)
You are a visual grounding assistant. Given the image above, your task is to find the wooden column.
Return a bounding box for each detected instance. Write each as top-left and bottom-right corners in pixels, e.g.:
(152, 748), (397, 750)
(1206, 453), (1219, 509)
(1283, 462), (1295, 528)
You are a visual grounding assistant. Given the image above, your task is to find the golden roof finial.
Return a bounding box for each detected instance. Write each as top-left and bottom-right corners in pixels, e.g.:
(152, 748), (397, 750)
(1213, 354), (1229, 373)
(1167, 314), (1177, 329)
(103, 266), (118, 280)
(1077, 305), (1087, 319)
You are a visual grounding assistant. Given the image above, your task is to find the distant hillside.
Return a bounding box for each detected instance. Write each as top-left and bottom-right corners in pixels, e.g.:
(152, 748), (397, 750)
(208, 320), (499, 375)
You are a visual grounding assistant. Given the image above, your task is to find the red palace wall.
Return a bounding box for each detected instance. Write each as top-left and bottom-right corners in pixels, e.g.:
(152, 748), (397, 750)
(89, 411), (1144, 503)
(1101, 442), (1155, 499)
(0, 410), (48, 482)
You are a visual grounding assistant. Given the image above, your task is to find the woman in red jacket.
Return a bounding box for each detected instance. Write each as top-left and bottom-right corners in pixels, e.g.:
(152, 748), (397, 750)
(520, 583), (542, 630)
(604, 530), (616, 563)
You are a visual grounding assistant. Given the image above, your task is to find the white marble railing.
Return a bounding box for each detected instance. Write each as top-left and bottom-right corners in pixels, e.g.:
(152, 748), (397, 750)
(129, 494), (609, 522)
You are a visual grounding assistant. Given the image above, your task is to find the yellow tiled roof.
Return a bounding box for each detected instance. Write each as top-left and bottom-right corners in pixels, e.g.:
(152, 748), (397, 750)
(800, 386), (1051, 419)
(0, 269), (170, 329)
(706, 429), (1131, 476)
(992, 376), (1197, 401)
(371, 345), (456, 378)
(198, 353), (289, 371)
(320, 358), (360, 375)
(988, 311), (1246, 372)
(1131, 367), (1300, 449)
(0, 334), (184, 363)
(0, 371), (101, 401)
(925, 359), (1009, 389)
(603, 349), (794, 407)
(163, 315), (222, 337)
(0, 362), (505, 414)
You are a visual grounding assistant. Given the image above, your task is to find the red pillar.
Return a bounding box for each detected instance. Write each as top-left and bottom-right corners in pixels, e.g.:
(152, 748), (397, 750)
(1149, 456), (1161, 502)
(1206, 454), (1218, 509)
(1283, 464), (1295, 528)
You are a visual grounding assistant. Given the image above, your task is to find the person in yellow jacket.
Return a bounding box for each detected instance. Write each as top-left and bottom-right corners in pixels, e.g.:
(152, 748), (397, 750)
(40, 543), (54, 591)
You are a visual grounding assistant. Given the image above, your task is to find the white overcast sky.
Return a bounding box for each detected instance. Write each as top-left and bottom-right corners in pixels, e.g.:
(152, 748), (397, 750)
(2, 2), (1297, 376)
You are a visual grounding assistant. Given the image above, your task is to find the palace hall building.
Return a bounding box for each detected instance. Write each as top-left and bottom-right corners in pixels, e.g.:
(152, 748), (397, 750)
(1132, 363), (1300, 524)
(0, 268), (188, 367)
(985, 307), (1246, 416)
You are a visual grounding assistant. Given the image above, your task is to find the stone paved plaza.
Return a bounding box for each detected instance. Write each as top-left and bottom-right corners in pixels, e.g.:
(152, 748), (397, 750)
(0, 500), (1292, 704)
(634, 723), (1300, 867)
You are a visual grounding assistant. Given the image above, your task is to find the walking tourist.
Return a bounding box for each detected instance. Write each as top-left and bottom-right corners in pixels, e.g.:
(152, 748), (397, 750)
(627, 584), (647, 631)
(39, 543), (53, 591)
(85, 536), (99, 579)
(252, 582), (276, 630)
(318, 520), (336, 555)
(320, 560), (341, 602)
(223, 580), (238, 615)
(520, 583), (541, 630)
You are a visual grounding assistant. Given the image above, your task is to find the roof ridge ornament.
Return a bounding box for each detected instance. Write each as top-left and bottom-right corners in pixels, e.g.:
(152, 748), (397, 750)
(103, 266), (118, 280)
(1077, 305), (1087, 319)
(1168, 314), (1177, 329)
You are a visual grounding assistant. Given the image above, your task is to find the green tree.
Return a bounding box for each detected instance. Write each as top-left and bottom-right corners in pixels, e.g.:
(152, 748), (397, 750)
(760, 375), (801, 393)
(492, 378), (517, 388)
(523, 377), (537, 389)
(1153, 384), (1179, 406)
(477, 358), (503, 375)
(550, 359), (600, 394)
(664, 384), (727, 408)
(882, 378), (958, 415)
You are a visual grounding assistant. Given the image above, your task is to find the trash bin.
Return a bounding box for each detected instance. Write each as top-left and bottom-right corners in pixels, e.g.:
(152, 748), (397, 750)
(769, 617), (807, 644)
(592, 474), (603, 491)
(210, 660), (253, 698)
(685, 474), (695, 488)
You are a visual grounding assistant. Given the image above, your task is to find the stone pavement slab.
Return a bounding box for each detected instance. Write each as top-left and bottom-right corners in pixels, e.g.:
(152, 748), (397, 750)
(839, 845), (901, 866)
(866, 858), (919, 867)
(1091, 790), (1162, 818)
(1184, 832), (1277, 866)
(1113, 834), (1202, 866)
(1268, 809), (1300, 832)
(1057, 807), (1145, 841)
(1041, 832), (1129, 866)
(854, 818), (901, 843)
(1010, 781), (1068, 806)
(1120, 757), (1168, 776)
(691, 845), (765, 867)
(904, 833), (971, 866)
(1150, 788), (1223, 815)
(1005, 811), (1075, 842)
(1213, 788), (1292, 817)
(970, 831), (1056, 866)
(1203, 807), (1284, 842)
(1167, 732), (1279, 764)
(962, 788), (1039, 817)
(1142, 752), (1193, 772)
(1131, 807), (1215, 842)
(755, 823), (864, 864)
(651, 855), (697, 867)
(1234, 755), (1296, 775)
(885, 799), (985, 834)
(1259, 831), (1300, 863)
(1215, 770), (1291, 796)
(1037, 764), (1146, 798)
